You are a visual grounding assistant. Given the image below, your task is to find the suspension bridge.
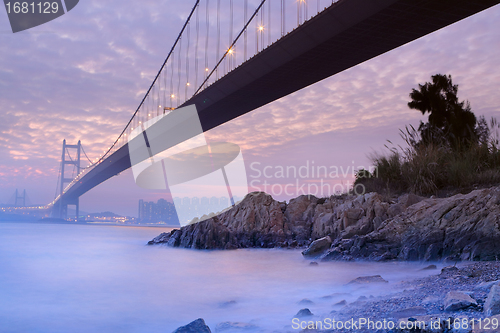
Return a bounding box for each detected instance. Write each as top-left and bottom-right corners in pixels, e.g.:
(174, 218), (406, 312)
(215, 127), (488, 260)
(47, 0), (500, 219)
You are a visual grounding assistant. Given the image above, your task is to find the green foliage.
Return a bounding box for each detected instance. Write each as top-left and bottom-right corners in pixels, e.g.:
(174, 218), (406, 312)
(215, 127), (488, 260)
(355, 119), (500, 196)
(408, 74), (479, 150)
(355, 74), (500, 196)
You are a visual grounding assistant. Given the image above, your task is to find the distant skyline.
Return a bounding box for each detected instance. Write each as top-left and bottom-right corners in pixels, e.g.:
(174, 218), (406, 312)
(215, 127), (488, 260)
(1, 1), (499, 217)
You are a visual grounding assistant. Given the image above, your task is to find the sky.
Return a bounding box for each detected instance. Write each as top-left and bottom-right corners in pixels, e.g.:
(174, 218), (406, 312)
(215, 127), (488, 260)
(1, 0), (499, 217)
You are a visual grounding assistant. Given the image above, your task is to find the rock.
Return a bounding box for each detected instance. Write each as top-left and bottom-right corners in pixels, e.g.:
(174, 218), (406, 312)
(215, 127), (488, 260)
(347, 275), (388, 284)
(391, 306), (427, 318)
(301, 236), (332, 257)
(484, 283), (500, 316)
(284, 195), (318, 242)
(298, 299), (314, 305)
(333, 300), (347, 306)
(309, 261), (319, 266)
(399, 193), (425, 208)
(475, 280), (500, 292)
(173, 318), (211, 333)
(321, 292), (351, 300)
(215, 322), (258, 332)
(421, 264), (437, 270)
(441, 266), (459, 275)
(219, 300), (237, 308)
(387, 203), (404, 217)
(444, 291), (478, 311)
(324, 186), (500, 262)
(150, 186), (500, 263)
(343, 208), (364, 229)
(294, 308), (313, 318)
(422, 296), (440, 305)
(424, 244), (442, 261)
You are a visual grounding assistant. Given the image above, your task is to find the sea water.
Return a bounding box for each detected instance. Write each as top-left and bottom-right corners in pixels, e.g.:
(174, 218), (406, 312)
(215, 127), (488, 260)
(0, 222), (440, 332)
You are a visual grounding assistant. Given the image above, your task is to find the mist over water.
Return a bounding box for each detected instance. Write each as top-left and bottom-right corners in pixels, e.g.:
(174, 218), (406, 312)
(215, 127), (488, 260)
(0, 223), (439, 332)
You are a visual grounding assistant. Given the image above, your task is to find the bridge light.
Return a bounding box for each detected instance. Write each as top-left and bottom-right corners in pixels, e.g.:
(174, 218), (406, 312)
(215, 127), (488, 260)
(186, 82), (190, 86)
(171, 94), (175, 98)
(258, 25), (264, 31)
(228, 48), (234, 55)
(205, 68), (209, 72)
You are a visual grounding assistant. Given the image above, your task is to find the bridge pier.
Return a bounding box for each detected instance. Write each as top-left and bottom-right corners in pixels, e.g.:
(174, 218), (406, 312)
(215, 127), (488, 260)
(52, 198), (79, 220)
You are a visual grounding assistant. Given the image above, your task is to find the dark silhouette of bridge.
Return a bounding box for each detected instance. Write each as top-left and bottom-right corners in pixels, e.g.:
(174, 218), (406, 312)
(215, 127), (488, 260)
(50, 0), (500, 219)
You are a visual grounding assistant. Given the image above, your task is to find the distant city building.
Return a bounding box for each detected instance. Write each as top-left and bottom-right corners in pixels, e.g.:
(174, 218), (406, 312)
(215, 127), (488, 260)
(138, 199), (178, 225)
(138, 195), (245, 226)
(171, 195), (244, 225)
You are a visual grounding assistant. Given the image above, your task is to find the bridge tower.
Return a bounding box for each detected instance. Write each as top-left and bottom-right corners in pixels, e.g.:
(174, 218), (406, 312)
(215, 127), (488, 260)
(54, 139), (81, 220)
(15, 189), (26, 207)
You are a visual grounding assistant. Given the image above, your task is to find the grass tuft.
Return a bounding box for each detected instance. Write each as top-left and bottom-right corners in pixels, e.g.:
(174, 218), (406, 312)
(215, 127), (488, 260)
(355, 118), (500, 197)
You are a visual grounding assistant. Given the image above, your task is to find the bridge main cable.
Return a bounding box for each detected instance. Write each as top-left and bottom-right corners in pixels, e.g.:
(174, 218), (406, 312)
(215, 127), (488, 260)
(97, 0), (201, 166)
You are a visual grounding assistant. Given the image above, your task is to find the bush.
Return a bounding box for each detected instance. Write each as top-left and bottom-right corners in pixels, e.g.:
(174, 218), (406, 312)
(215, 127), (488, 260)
(355, 118), (500, 196)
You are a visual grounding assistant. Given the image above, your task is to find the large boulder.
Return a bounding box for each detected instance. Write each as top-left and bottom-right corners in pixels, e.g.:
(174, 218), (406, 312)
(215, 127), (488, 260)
(485, 283), (500, 316)
(347, 275), (388, 284)
(149, 192), (287, 249)
(283, 195), (318, 242)
(444, 291), (477, 312)
(173, 318), (211, 333)
(294, 308), (313, 318)
(301, 236), (332, 257)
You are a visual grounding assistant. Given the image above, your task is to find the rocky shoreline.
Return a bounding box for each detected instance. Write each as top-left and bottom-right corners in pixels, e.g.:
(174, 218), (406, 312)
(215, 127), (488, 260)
(149, 186), (500, 262)
(172, 262), (500, 333)
(149, 187), (500, 332)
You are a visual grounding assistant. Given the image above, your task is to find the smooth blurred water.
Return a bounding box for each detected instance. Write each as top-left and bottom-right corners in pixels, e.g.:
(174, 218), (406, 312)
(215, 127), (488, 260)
(0, 222), (440, 332)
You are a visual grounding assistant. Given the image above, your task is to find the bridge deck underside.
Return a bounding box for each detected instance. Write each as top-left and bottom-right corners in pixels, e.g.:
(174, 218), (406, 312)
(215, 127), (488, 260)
(56, 0), (500, 208)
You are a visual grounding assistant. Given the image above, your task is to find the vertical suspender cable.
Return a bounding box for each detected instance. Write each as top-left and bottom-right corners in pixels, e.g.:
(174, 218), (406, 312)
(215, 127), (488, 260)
(244, 0), (248, 61)
(177, 36), (182, 106)
(268, 0), (271, 47)
(157, 69), (161, 117)
(261, 2), (264, 47)
(163, 59), (167, 113)
(194, 3), (199, 94)
(156, 77), (159, 117)
(185, 22), (190, 102)
(216, 0), (220, 79)
(149, 85), (152, 119)
(255, 11), (259, 52)
(297, 0), (300, 26)
(280, 0), (283, 36)
(170, 50), (175, 109)
(283, 0), (285, 35)
(305, 0), (308, 21)
(229, 0), (233, 72)
(205, 0), (210, 88)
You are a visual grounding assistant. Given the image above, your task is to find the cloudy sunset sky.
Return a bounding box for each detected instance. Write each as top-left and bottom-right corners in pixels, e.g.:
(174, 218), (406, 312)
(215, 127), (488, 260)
(1, 0), (499, 216)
